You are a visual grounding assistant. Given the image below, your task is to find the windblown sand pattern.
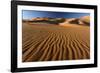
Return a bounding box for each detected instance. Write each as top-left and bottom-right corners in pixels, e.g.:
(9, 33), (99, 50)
(22, 23), (90, 62)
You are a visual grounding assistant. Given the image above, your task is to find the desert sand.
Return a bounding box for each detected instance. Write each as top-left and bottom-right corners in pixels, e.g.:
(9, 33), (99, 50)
(22, 23), (90, 62)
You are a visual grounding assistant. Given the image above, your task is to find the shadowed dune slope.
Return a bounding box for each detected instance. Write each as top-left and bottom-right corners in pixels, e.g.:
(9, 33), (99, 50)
(22, 23), (90, 62)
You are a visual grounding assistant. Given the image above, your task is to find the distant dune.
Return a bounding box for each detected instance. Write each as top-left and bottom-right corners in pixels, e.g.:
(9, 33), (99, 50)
(23, 16), (90, 26)
(80, 16), (90, 25)
(60, 16), (90, 26)
(31, 17), (49, 21)
(22, 22), (90, 62)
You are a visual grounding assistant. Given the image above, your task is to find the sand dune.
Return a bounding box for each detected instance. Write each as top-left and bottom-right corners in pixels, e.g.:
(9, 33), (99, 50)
(22, 23), (90, 62)
(59, 16), (90, 26)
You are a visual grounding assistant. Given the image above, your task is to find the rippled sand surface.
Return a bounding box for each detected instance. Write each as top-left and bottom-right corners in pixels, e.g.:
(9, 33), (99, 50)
(22, 23), (90, 62)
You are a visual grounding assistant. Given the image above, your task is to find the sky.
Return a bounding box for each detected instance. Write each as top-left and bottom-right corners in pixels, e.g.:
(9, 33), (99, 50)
(22, 10), (90, 20)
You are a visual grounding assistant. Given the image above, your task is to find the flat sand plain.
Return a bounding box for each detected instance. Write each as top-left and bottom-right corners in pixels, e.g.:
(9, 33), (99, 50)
(22, 23), (90, 62)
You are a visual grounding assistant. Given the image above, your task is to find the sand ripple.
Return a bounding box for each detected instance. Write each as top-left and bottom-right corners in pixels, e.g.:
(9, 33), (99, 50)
(22, 23), (90, 62)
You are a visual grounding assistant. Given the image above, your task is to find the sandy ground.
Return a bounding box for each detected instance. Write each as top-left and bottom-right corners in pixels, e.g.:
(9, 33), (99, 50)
(22, 23), (90, 62)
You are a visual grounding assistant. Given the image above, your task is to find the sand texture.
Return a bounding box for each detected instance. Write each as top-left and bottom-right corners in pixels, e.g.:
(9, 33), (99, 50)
(22, 23), (90, 62)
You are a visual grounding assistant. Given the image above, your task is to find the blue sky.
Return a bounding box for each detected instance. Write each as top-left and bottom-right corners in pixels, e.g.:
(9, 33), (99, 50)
(22, 10), (90, 20)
